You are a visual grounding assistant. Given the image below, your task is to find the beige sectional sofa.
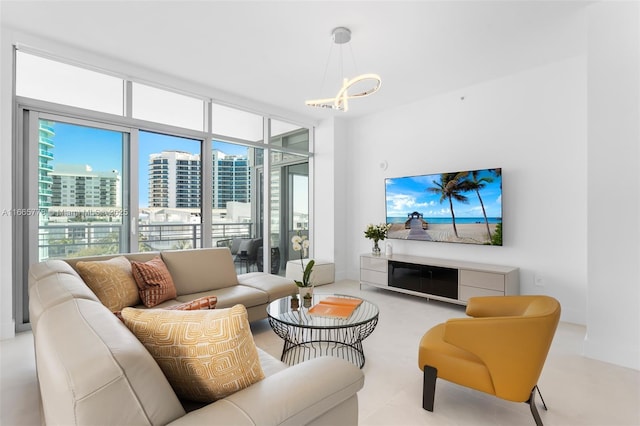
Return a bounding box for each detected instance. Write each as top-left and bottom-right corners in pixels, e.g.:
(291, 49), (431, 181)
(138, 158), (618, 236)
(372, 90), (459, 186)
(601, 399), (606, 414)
(28, 247), (365, 425)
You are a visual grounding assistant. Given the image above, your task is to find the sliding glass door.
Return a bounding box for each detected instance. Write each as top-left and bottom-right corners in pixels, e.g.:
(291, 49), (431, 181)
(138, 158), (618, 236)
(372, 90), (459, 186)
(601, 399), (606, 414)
(31, 115), (131, 261)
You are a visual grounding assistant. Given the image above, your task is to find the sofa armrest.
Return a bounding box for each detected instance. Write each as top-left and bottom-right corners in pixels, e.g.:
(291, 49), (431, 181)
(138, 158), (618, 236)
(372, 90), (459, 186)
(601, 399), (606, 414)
(167, 356), (364, 426)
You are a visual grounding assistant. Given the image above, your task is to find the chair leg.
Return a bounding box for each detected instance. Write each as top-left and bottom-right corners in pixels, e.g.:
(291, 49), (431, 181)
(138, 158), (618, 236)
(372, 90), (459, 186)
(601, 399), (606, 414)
(535, 385), (548, 411)
(526, 386), (544, 426)
(422, 365), (437, 411)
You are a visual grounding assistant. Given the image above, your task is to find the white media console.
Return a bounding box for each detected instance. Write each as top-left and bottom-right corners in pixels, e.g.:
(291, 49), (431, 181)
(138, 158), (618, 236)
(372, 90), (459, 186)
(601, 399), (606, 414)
(360, 253), (519, 305)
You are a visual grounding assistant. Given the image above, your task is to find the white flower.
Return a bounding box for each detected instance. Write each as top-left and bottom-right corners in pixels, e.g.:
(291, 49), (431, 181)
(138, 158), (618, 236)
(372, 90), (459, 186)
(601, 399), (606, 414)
(291, 230), (313, 288)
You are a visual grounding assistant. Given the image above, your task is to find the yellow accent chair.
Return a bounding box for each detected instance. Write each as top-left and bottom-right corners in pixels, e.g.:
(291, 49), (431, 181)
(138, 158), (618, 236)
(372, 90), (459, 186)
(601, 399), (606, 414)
(418, 295), (561, 425)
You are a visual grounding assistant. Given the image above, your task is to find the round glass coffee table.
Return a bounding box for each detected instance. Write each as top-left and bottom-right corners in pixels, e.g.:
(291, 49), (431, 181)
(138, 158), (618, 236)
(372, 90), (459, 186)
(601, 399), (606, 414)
(266, 294), (379, 368)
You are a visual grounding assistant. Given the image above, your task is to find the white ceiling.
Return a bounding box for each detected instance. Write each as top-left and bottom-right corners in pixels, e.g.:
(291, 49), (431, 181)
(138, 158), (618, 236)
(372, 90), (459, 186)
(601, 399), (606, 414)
(1, 1), (589, 123)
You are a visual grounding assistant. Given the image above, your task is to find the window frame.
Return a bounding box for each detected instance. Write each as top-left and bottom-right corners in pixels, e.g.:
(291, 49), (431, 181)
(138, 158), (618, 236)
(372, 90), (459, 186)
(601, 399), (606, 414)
(12, 53), (313, 331)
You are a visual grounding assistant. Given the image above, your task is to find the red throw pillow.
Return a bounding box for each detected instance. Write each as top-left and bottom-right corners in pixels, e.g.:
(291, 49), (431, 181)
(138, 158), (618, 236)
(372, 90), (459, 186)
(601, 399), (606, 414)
(114, 296), (217, 321)
(130, 256), (177, 307)
(164, 296), (218, 311)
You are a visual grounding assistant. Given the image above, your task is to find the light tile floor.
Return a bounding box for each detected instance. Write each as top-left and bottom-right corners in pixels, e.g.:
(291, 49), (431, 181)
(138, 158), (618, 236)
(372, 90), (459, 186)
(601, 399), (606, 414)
(2, 279), (639, 425)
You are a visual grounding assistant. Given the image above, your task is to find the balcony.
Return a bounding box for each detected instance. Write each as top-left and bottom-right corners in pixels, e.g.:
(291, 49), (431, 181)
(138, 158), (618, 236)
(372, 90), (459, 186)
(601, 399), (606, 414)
(39, 149), (54, 160)
(38, 221), (254, 260)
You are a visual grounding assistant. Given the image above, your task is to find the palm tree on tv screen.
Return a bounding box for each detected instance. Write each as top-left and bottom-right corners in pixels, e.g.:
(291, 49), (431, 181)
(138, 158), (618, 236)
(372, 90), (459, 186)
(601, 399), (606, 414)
(427, 172), (469, 238)
(467, 170), (495, 240)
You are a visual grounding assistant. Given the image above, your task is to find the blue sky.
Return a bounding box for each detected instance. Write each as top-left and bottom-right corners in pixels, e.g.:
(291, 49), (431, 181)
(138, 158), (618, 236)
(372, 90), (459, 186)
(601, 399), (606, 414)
(48, 121), (248, 207)
(385, 170), (502, 219)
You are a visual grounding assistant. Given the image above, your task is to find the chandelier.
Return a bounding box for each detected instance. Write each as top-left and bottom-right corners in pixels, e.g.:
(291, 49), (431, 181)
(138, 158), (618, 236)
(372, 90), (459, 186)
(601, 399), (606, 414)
(305, 27), (382, 112)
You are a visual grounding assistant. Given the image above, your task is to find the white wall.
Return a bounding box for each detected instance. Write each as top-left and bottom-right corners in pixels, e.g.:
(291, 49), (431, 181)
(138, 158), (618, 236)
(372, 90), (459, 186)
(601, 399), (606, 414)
(344, 55), (588, 325)
(314, 117), (349, 280)
(313, 119), (336, 262)
(584, 1), (640, 371)
(340, 2), (640, 371)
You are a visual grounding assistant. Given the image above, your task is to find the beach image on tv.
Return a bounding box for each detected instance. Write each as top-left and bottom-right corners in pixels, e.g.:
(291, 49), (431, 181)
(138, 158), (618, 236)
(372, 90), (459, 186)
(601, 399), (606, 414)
(385, 168), (502, 245)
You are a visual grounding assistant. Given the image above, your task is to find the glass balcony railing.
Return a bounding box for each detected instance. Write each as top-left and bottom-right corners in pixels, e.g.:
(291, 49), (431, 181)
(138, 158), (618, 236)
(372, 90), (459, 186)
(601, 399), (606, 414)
(37, 221), (254, 261)
(39, 137), (55, 147)
(39, 149), (54, 160)
(40, 124), (56, 134)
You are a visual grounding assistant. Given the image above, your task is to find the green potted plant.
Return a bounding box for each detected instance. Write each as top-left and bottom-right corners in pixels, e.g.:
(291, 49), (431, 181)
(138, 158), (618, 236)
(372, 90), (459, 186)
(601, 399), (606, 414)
(291, 231), (315, 299)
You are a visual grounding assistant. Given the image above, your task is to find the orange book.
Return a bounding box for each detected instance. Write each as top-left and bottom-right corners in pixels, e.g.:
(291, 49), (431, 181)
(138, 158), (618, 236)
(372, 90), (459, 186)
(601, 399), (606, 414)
(319, 296), (363, 308)
(308, 296), (363, 318)
(308, 303), (355, 319)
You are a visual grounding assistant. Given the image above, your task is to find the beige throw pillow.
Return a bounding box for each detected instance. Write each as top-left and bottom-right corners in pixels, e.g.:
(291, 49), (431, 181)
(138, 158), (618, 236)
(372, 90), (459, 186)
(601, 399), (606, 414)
(130, 256), (177, 307)
(76, 256), (140, 311)
(121, 304), (264, 403)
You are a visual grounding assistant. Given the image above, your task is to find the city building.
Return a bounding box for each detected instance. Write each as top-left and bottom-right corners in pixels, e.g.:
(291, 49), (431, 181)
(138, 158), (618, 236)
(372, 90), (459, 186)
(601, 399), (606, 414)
(212, 149), (250, 209)
(50, 164), (120, 208)
(37, 120), (54, 209)
(148, 150), (200, 208)
(148, 149), (251, 210)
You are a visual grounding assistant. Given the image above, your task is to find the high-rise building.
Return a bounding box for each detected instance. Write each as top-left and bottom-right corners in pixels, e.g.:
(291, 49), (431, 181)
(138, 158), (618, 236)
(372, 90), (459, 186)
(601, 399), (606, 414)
(38, 120), (55, 209)
(213, 150), (250, 209)
(50, 164), (120, 207)
(148, 151), (201, 208)
(147, 150), (250, 209)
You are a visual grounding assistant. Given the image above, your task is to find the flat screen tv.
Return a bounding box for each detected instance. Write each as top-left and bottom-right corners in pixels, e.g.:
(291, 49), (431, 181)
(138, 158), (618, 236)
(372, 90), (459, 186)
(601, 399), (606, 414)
(385, 168), (502, 246)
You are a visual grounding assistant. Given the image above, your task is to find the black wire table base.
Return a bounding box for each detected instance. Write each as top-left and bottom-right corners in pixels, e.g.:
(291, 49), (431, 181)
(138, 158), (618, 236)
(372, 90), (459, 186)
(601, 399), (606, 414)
(268, 315), (379, 369)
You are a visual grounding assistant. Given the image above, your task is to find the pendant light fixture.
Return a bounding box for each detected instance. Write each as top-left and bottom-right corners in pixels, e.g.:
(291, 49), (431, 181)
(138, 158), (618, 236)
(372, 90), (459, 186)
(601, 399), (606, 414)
(305, 27), (381, 112)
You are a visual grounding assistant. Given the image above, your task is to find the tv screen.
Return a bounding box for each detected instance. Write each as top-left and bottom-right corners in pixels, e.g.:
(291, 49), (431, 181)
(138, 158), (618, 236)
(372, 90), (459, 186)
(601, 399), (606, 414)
(385, 168), (502, 246)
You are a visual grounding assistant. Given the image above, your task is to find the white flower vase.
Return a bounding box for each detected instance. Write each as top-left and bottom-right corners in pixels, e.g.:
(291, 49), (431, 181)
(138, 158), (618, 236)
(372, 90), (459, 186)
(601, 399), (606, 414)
(372, 240), (381, 256)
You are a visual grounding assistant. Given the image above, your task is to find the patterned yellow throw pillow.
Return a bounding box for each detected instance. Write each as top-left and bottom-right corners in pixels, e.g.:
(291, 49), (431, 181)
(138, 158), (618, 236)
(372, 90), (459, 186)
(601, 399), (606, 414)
(76, 256), (140, 312)
(121, 304), (264, 403)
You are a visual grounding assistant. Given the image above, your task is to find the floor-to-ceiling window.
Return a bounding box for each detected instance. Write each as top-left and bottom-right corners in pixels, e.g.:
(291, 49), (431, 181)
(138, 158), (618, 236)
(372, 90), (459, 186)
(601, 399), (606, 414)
(269, 121), (310, 269)
(34, 118), (130, 260)
(138, 131), (203, 251)
(13, 48), (312, 330)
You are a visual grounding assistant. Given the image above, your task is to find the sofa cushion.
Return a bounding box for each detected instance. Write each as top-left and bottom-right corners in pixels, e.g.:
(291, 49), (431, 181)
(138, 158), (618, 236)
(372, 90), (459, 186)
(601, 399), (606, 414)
(122, 304), (264, 403)
(175, 285), (268, 309)
(75, 256), (140, 312)
(237, 272), (297, 302)
(28, 262), (101, 331)
(131, 256), (177, 307)
(29, 259), (80, 285)
(35, 298), (185, 426)
(161, 248), (239, 294)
